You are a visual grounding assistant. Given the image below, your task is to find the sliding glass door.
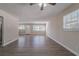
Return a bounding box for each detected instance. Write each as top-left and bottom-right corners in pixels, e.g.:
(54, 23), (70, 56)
(25, 25), (31, 34)
(19, 24), (31, 35)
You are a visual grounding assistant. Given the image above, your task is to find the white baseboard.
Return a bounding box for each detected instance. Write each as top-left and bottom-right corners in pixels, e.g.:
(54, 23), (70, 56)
(2, 38), (18, 46)
(47, 32), (79, 56)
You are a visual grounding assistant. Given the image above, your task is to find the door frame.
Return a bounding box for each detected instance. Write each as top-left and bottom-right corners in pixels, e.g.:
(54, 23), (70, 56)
(0, 16), (4, 46)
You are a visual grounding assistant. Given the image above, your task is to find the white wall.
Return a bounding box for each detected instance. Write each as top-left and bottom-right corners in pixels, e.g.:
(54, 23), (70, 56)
(47, 4), (79, 55)
(0, 9), (19, 46)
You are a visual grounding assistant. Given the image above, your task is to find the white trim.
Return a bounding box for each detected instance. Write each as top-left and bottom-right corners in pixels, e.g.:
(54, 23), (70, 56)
(2, 38), (18, 46)
(47, 32), (79, 56)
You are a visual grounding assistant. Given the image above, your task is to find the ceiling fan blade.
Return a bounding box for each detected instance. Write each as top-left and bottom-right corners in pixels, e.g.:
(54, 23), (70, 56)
(29, 3), (36, 5)
(41, 3), (44, 11)
(49, 3), (56, 6)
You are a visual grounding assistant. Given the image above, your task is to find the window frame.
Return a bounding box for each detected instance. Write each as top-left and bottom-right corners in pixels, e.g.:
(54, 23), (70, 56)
(63, 9), (79, 31)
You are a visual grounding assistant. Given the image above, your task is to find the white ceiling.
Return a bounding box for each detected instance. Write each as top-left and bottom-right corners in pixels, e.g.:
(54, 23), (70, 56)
(0, 3), (72, 22)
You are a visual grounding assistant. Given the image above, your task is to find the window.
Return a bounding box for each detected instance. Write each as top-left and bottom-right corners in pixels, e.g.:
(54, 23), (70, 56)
(18, 25), (25, 30)
(63, 9), (79, 31)
(32, 25), (46, 31)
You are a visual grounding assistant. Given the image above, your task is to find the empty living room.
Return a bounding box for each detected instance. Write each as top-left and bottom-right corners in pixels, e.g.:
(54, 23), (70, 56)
(0, 1), (79, 58)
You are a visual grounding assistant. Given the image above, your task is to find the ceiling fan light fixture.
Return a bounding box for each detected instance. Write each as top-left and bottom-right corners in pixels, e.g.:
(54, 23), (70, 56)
(38, 3), (47, 7)
(29, 3), (56, 11)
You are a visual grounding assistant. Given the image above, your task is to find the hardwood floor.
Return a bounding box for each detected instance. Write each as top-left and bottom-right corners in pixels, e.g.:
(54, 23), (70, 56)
(0, 35), (75, 56)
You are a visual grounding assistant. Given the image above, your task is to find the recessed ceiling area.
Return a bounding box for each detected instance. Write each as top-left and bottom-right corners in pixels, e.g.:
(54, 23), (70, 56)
(0, 3), (72, 22)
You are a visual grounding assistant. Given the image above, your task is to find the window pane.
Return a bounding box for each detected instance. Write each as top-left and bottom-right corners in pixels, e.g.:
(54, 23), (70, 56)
(33, 25), (46, 31)
(63, 9), (79, 31)
(19, 25), (25, 30)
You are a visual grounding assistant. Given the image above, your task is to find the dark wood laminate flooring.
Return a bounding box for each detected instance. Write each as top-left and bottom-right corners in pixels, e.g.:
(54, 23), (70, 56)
(0, 35), (75, 56)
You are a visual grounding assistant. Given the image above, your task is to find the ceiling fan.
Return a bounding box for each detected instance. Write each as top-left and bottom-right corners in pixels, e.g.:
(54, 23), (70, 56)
(29, 3), (56, 11)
